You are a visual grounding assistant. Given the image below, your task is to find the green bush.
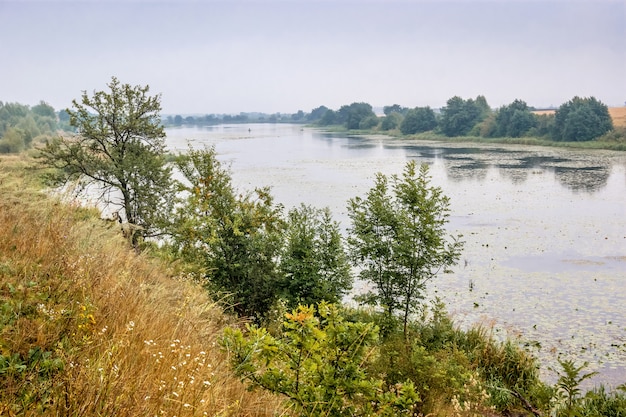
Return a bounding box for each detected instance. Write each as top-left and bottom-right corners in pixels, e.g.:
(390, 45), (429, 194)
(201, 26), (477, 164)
(222, 303), (419, 417)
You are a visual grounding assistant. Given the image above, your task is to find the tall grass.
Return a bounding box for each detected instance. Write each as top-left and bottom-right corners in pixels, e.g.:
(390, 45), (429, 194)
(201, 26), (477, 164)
(0, 155), (284, 416)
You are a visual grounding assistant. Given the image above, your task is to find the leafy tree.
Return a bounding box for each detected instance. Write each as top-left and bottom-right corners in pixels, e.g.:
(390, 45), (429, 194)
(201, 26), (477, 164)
(307, 105), (330, 122)
(57, 109), (72, 131)
(291, 110), (305, 121)
(39, 77), (174, 246)
(474, 95), (491, 116)
(338, 102), (377, 130)
(222, 303), (419, 417)
(383, 104), (408, 116)
(280, 204), (352, 309)
(533, 113), (555, 138)
(400, 106), (437, 135)
(318, 109), (337, 126)
(0, 127), (26, 153)
(31, 101), (56, 119)
(440, 96), (489, 137)
(0, 101), (61, 152)
(0, 102), (29, 138)
(15, 114), (41, 147)
(171, 146), (285, 320)
(381, 112), (403, 131)
(347, 161), (463, 336)
(359, 114), (379, 130)
(553, 96), (613, 141)
(493, 99), (537, 137)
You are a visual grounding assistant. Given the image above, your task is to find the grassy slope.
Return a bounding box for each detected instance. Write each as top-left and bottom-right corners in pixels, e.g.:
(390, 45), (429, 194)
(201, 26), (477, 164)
(0, 155), (283, 416)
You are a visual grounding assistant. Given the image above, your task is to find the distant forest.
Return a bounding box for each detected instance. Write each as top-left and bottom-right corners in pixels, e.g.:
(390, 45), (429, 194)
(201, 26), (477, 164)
(164, 95), (617, 143)
(0, 94), (621, 154)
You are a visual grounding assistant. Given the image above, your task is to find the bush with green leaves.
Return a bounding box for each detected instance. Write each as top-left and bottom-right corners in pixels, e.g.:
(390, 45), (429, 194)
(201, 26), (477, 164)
(0, 101), (59, 154)
(400, 107), (437, 135)
(381, 112), (403, 131)
(492, 99), (537, 138)
(439, 95), (490, 137)
(280, 204), (352, 309)
(170, 145), (285, 320)
(553, 96), (613, 142)
(222, 303), (419, 417)
(347, 161), (463, 337)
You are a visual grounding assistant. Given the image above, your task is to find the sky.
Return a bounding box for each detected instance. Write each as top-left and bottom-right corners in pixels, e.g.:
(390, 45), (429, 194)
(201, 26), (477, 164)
(1, 0), (624, 115)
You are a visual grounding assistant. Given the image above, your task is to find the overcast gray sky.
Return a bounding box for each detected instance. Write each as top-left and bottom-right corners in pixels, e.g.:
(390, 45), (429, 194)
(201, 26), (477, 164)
(1, 0), (624, 114)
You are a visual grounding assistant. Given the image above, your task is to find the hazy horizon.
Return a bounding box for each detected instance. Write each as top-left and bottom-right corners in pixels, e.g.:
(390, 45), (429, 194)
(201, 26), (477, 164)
(1, 0), (624, 115)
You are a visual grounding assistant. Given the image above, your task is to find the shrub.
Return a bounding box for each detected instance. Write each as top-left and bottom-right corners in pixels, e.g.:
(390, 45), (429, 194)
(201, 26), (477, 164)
(222, 303), (419, 417)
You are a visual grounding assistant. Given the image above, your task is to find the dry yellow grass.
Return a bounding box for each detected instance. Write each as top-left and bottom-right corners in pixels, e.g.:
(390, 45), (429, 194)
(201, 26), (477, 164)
(609, 107), (626, 127)
(0, 155), (285, 416)
(532, 107), (626, 127)
(531, 109), (556, 116)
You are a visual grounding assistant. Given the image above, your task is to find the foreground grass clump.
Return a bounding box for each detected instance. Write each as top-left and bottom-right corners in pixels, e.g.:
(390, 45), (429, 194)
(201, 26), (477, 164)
(0, 155), (283, 416)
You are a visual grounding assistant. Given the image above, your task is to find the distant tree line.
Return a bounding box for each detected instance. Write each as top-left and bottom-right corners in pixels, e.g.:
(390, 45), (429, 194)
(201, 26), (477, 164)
(2, 92), (617, 155)
(164, 110), (308, 127)
(311, 95), (615, 142)
(0, 101), (72, 154)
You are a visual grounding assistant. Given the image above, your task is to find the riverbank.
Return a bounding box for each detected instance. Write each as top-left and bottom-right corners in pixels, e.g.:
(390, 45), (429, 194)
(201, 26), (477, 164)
(4, 152), (625, 415)
(318, 127), (626, 151)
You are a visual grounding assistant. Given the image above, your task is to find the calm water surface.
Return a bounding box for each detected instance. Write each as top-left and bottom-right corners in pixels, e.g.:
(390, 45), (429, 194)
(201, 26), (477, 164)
(167, 124), (626, 387)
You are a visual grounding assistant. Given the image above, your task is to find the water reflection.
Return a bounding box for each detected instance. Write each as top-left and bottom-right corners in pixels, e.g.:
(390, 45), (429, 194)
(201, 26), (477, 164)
(383, 143), (617, 193)
(315, 132), (380, 150)
(552, 166), (610, 193)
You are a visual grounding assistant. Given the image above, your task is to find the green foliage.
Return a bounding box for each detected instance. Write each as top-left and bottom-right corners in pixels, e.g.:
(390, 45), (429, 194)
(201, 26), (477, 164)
(280, 204), (353, 309)
(0, 101), (59, 154)
(493, 99), (537, 138)
(356, 300), (545, 416)
(400, 107), (437, 135)
(318, 109), (338, 126)
(171, 146), (285, 320)
(439, 96), (490, 137)
(578, 385), (626, 417)
(0, 348), (65, 414)
(383, 104), (408, 116)
(307, 105), (330, 122)
(359, 114), (380, 130)
(553, 96), (613, 141)
(38, 77), (174, 246)
(347, 161), (463, 336)
(222, 303), (419, 417)
(551, 359), (598, 416)
(0, 127), (27, 153)
(337, 102), (377, 130)
(381, 112), (403, 131)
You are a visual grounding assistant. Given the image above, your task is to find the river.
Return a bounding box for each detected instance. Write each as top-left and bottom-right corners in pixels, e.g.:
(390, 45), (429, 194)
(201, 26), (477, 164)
(166, 123), (626, 387)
